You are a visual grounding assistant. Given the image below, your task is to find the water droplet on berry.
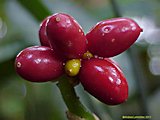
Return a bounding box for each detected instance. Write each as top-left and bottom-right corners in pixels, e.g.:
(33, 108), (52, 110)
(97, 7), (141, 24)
(109, 76), (114, 83)
(35, 58), (41, 64)
(103, 28), (110, 33)
(121, 27), (129, 32)
(94, 55), (98, 58)
(98, 57), (103, 59)
(116, 78), (121, 85)
(130, 23), (136, 31)
(27, 54), (33, 59)
(95, 66), (104, 72)
(102, 25), (114, 33)
(131, 26), (136, 31)
(111, 38), (115, 42)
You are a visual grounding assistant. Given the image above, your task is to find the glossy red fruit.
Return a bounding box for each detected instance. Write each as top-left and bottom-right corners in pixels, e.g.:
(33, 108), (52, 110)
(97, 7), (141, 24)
(46, 13), (87, 60)
(79, 58), (128, 105)
(39, 16), (51, 47)
(15, 46), (63, 82)
(86, 18), (143, 57)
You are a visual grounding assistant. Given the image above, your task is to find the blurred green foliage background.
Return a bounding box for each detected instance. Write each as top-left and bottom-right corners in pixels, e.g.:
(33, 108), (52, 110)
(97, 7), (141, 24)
(0, 0), (160, 120)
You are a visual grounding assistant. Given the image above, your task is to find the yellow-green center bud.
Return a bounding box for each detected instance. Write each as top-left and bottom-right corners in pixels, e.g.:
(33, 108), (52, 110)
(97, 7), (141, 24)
(65, 59), (81, 77)
(83, 51), (93, 59)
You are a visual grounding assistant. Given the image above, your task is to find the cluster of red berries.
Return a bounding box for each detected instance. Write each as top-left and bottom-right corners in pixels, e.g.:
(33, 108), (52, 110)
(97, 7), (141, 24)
(15, 13), (142, 105)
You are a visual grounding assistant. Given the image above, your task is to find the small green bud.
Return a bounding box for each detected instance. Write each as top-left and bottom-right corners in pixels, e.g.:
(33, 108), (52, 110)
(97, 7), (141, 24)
(65, 59), (81, 77)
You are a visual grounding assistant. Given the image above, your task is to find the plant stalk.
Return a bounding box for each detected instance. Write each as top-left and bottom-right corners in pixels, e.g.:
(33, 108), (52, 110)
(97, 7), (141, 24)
(57, 75), (96, 120)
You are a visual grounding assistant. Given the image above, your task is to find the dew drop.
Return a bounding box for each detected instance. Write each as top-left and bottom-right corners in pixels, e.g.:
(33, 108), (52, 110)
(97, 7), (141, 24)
(121, 27), (129, 32)
(94, 55), (98, 58)
(131, 26), (136, 31)
(95, 66), (104, 72)
(109, 76), (114, 82)
(35, 58), (41, 64)
(104, 28), (110, 33)
(102, 25), (114, 34)
(98, 57), (104, 59)
(116, 79), (121, 85)
(111, 38), (115, 42)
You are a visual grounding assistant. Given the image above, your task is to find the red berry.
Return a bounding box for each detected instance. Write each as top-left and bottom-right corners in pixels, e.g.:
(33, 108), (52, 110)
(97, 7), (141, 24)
(86, 18), (143, 57)
(79, 58), (128, 105)
(39, 16), (51, 47)
(46, 13), (87, 60)
(15, 46), (63, 82)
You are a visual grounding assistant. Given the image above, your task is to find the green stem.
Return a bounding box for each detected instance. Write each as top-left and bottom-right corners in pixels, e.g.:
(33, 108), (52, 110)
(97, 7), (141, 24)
(57, 75), (95, 120)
